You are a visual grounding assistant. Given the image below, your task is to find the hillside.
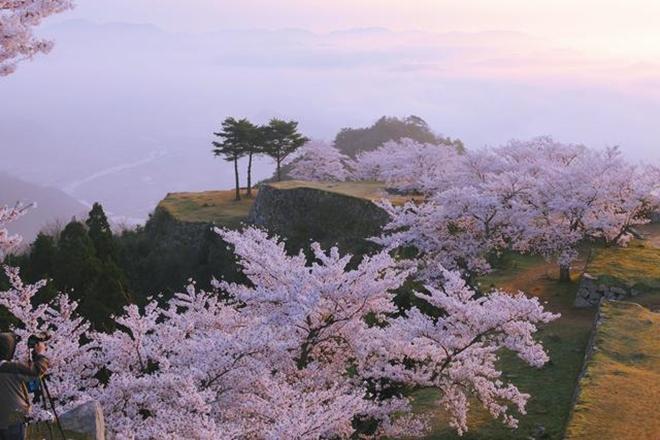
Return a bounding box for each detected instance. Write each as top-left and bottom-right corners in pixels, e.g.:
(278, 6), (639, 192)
(0, 172), (87, 243)
(586, 224), (660, 291)
(576, 224), (660, 309)
(144, 183), (659, 439)
(565, 301), (660, 440)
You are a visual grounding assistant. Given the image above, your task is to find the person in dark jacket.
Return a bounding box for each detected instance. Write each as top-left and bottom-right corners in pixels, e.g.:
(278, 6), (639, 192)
(0, 332), (49, 440)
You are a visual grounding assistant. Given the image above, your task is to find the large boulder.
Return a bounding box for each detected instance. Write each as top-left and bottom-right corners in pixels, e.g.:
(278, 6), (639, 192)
(59, 401), (105, 440)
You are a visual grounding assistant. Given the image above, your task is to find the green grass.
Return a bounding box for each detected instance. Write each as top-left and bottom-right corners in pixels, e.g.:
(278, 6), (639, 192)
(565, 301), (660, 440)
(27, 422), (91, 439)
(157, 189), (256, 225)
(410, 254), (596, 439)
(585, 224), (660, 291)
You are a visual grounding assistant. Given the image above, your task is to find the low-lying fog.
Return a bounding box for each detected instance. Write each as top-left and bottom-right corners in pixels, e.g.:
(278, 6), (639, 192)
(2, 19), (659, 228)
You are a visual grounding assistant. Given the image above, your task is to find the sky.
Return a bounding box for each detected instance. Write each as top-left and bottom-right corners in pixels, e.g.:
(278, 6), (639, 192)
(2, 0), (659, 226)
(58, 0), (660, 60)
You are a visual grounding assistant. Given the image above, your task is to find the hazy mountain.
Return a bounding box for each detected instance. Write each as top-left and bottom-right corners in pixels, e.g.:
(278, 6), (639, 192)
(0, 173), (88, 244)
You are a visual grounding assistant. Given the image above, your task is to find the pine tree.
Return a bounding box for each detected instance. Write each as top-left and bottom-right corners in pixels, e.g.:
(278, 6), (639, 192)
(243, 120), (262, 198)
(27, 232), (59, 304)
(212, 117), (253, 201)
(29, 233), (57, 278)
(262, 118), (309, 181)
(53, 220), (100, 297)
(86, 202), (116, 261)
(54, 219), (130, 330)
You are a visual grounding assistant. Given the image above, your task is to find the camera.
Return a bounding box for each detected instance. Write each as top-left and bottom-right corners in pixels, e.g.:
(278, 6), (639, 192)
(27, 332), (50, 350)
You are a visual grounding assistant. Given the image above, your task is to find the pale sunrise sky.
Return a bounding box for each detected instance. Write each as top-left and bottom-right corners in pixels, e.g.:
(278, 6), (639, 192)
(4, 0), (659, 221)
(58, 0), (660, 60)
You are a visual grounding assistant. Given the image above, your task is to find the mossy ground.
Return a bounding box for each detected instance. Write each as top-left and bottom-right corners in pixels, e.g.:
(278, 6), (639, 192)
(157, 189), (257, 225)
(586, 225), (660, 292)
(564, 301), (660, 440)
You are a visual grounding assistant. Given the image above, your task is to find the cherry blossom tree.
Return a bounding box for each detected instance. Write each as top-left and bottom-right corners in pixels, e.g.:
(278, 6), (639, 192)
(499, 139), (659, 280)
(288, 140), (355, 182)
(354, 138), (461, 193)
(0, 204), (25, 255)
(377, 137), (659, 283)
(0, 0), (74, 76)
(1, 208), (560, 438)
(375, 187), (514, 281)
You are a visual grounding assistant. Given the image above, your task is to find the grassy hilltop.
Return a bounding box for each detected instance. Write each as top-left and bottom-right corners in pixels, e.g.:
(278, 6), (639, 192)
(157, 181), (422, 226)
(157, 189), (257, 226)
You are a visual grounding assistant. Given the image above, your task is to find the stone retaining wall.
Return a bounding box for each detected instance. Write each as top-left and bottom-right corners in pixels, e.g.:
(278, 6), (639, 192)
(574, 273), (641, 307)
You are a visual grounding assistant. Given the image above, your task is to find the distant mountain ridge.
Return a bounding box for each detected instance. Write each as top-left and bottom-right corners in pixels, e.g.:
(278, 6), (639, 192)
(0, 173), (87, 244)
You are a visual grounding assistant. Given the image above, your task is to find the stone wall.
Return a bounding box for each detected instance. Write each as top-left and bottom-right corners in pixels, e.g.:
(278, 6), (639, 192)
(248, 183), (390, 259)
(574, 273), (641, 307)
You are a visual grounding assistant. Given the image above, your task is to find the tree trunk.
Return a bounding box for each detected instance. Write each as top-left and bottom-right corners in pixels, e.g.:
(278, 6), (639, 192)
(233, 157), (241, 201)
(246, 152), (253, 198)
(276, 156), (282, 181)
(559, 264), (570, 282)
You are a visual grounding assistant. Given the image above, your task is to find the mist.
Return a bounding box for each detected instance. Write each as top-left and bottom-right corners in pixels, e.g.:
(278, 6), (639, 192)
(2, 19), (659, 224)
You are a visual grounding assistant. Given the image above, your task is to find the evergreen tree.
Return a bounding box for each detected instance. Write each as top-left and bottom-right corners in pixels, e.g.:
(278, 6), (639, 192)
(212, 117), (253, 201)
(89, 260), (131, 331)
(29, 233), (56, 277)
(53, 220), (100, 296)
(262, 118), (309, 181)
(27, 232), (58, 304)
(54, 219), (130, 330)
(86, 202), (116, 261)
(243, 121), (262, 198)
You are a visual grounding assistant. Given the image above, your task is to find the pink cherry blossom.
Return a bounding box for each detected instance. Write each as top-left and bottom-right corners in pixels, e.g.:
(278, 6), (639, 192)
(1, 208), (560, 438)
(288, 140), (355, 182)
(0, 0), (74, 75)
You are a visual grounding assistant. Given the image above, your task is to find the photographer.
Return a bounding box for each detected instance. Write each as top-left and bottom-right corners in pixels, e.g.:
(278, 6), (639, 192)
(0, 333), (49, 440)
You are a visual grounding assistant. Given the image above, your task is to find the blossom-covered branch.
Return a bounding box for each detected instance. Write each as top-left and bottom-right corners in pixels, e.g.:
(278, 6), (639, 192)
(0, 0), (74, 75)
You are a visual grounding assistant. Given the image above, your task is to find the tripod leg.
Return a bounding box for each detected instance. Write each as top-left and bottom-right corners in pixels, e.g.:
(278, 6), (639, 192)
(38, 382), (54, 440)
(41, 378), (67, 440)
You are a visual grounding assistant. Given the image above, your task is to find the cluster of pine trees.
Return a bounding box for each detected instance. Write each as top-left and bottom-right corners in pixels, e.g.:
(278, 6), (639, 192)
(212, 117), (308, 200)
(1, 203), (131, 330)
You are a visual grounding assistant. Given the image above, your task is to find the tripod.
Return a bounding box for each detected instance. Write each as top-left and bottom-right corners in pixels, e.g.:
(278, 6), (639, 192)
(37, 375), (67, 440)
